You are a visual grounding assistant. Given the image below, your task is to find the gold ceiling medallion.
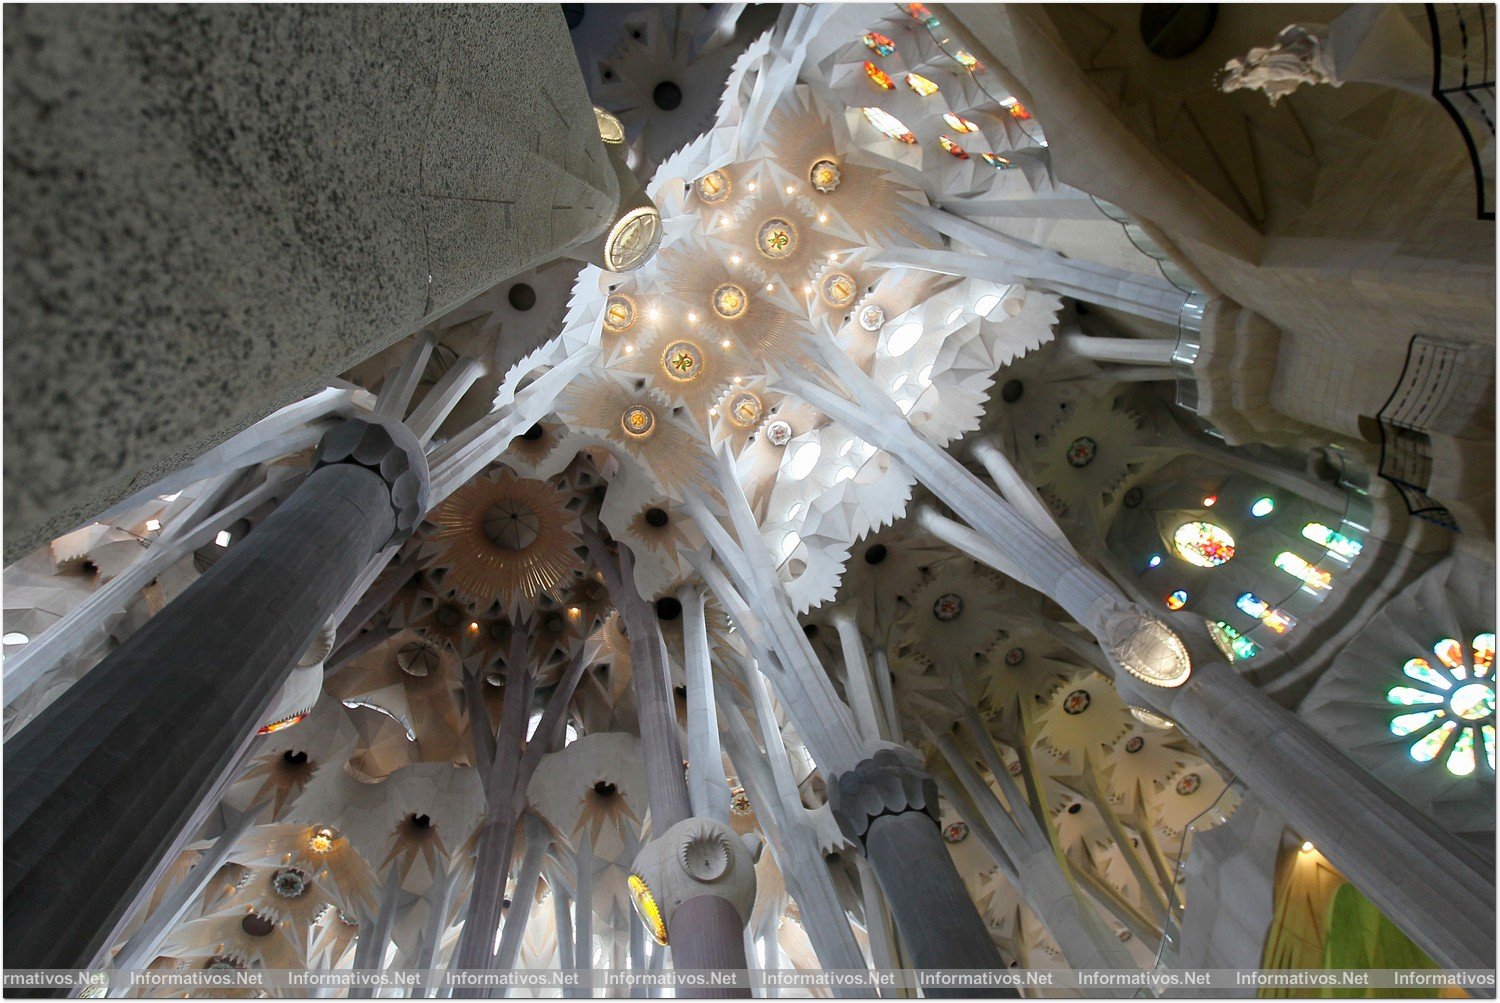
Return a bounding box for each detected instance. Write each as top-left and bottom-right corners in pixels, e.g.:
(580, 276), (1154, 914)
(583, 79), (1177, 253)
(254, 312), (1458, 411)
(820, 271), (857, 307)
(661, 341), (703, 383)
(712, 283), (747, 319)
(594, 107), (625, 144)
(756, 218), (797, 259)
(604, 205), (663, 272)
(430, 470), (584, 608)
(604, 294), (635, 332)
(622, 404), (656, 438)
(726, 391), (763, 427)
(810, 159), (842, 192)
(697, 170), (731, 204)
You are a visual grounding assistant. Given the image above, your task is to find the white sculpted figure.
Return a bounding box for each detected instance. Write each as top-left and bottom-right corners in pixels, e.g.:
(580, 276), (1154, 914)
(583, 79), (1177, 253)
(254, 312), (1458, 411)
(1220, 25), (1339, 106)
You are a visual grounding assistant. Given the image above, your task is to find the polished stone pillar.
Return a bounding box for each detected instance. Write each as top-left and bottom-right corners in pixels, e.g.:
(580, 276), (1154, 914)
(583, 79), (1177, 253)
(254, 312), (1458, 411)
(3, 415), (426, 970)
(829, 748), (1010, 996)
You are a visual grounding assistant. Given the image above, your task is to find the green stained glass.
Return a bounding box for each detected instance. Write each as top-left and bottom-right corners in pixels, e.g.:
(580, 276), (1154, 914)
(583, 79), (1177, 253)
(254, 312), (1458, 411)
(1386, 686), (1444, 706)
(1484, 725), (1496, 770)
(1409, 720), (1456, 762)
(1390, 709), (1441, 737)
(1403, 657), (1451, 690)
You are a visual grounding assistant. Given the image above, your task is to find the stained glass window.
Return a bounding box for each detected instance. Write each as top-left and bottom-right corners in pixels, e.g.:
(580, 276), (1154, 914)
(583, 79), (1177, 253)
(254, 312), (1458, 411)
(1003, 99), (1032, 120)
(862, 31), (895, 57)
(1275, 552), (1332, 592)
(1387, 636), (1496, 776)
(979, 153), (1012, 169)
(1235, 592), (1297, 634)
(906, 72), (940, 97)
(953, 49), (978, 70)
(1165, 589), (1188, 611)
(943, 112), (980, 133)
(1302, 522), (1363, 561)
(938, 135), (969, 160)
(864, 62), (895, 90)
(1251, 497), (1275, 517)
(1210, 621), (1260, 661)
(861, 107), (917, 144)
(904, 3), (939, 26)
(1173, 522), (1236, 568)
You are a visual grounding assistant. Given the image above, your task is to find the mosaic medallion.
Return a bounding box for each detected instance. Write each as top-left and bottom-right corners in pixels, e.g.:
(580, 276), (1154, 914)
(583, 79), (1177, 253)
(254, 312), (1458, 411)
(697, 170), (731, 205)
(1063, 689), (1091, 715)
(942, 821), (970, 844)
(1175, 773), (1201, 796)
(858, 303), (886, 331)
(1122, 486), (1144, 508)
(1008, 760), (1022, 775)
(1004, 646), (1025, 666)
(757, 218), (798, 259)
(712, 283), (748, 319)
(661, 341), (702, 382)
(622, 405), (656, 438)
(1067, 435), (1098, 468)
(932, 593), (964, 622)
(765, 419), (793, 446)
(1125, 735), (1145, 754)
(810, 159), (842, 193)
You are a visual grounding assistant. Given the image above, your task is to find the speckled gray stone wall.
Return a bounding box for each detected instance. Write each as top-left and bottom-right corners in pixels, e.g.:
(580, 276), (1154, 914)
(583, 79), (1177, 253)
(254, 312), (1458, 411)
(4, 4), (619, 561)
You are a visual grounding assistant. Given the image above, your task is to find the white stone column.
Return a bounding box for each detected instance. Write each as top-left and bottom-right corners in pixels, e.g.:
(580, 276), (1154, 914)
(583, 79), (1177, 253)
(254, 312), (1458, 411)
(407, 357), (489, 446)
(679, 583), (731, 822)
(831, 614), (883, 744)
(375, 330), (437, 420)
(1058, 334), (1178, 365)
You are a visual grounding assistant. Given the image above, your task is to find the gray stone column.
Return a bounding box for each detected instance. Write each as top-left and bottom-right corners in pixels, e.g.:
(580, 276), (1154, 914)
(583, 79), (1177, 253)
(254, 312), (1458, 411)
(3, 415), (426, 970)
(829, 749), (1011, 996)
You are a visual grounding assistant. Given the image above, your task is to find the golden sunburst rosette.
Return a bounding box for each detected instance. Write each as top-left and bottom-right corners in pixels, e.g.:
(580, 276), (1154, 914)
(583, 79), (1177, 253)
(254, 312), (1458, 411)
(430, 469), (584, 613)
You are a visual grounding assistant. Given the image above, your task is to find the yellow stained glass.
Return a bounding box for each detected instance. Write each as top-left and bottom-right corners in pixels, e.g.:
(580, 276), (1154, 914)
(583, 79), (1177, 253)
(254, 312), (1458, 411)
(943, 112), (979, 133)
(938, 135), (969, 160)
(864, 61), (895, 90)
(906, 72), (940, 97)
(627, 875), (669, 946)
(1448, 729), (1477, 775)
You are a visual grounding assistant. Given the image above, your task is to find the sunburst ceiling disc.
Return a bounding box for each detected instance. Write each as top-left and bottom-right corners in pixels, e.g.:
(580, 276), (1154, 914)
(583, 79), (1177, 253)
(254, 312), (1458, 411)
(431, 471), (583, 611)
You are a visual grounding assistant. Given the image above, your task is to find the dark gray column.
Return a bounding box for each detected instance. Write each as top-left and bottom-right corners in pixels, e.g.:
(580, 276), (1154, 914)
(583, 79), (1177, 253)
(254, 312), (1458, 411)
(4, 416), (426, 970)
(830, 748), (1011, 997)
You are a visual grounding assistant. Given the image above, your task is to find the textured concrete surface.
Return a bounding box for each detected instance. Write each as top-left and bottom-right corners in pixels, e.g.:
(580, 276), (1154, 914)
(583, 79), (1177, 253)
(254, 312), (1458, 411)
(4, 5), (619, 561)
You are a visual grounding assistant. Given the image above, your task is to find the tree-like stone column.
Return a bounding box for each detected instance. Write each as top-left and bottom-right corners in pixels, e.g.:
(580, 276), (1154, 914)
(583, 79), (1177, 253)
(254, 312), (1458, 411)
(828, 748), (1011, 996)
(3, 415), (427, 970)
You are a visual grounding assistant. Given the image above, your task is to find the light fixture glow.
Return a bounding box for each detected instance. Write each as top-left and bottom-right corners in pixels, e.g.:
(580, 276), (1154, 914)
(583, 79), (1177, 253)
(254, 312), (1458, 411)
(215, 530), (232, 547)
(3, 632), (29, 645)
(145, 518), (161, 532)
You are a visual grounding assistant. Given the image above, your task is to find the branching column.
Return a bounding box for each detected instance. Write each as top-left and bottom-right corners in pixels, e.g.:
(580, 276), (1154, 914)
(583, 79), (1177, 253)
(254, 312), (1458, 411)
(4, 416), (426, 970)
(590, 535), (752, 995)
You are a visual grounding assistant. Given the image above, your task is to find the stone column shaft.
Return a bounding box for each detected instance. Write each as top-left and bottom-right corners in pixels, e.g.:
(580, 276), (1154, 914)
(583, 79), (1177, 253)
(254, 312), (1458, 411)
(5, 444), (411, 969)
(108, 804), (267, 972)
(832, 615), (883, 743)
(829, 749), (1008, 992)
(4, 469), (294, 702)
(407, 357), (489, 446)
(680, 584), (730, 822)
(496, 815), (551, 972)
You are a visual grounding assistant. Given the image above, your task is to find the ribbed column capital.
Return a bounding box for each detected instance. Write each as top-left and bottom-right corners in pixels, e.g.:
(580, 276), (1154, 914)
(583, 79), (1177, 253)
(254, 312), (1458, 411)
(313, 415), (429, 543)
(828, 746), (939, 849)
